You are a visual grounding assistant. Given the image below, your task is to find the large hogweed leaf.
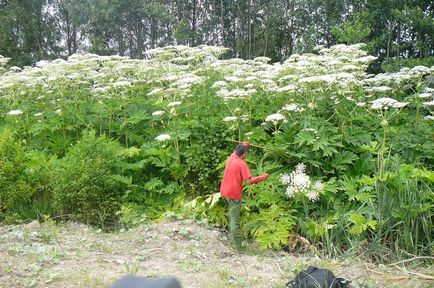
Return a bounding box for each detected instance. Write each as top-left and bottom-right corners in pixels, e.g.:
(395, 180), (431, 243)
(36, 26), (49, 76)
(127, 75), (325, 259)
(348, 213), (377, 235)
(245, 205), (296, 249)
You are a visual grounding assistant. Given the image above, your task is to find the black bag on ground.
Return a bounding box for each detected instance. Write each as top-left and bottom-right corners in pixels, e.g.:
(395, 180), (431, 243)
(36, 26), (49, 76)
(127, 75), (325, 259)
(285, 266), (351, 288)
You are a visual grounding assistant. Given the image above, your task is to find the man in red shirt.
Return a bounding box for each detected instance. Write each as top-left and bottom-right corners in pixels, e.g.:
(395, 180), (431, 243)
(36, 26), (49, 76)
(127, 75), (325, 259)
(220, 141), (268, 250)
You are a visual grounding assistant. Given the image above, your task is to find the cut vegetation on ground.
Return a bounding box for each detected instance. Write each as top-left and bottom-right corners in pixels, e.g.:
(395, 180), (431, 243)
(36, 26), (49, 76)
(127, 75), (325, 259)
(1, 220), (433, 288)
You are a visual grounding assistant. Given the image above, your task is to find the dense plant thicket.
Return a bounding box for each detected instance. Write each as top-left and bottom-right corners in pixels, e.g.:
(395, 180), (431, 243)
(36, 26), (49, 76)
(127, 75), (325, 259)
(0, 44), (433, 261)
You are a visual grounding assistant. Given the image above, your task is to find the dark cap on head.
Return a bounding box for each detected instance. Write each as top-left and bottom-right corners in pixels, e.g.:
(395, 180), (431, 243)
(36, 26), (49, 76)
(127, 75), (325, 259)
(235, 141), (250, 156)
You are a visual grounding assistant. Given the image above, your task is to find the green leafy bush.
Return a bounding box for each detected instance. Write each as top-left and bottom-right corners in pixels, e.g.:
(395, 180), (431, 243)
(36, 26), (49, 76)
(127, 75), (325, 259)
(0, 129), (32, 219)
(52, 131), (129, 228)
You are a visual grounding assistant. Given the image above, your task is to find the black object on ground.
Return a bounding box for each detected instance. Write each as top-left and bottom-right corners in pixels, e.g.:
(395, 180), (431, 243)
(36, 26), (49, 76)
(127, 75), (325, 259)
(285, 266), (351, 288)
(111, 275), (182, 288)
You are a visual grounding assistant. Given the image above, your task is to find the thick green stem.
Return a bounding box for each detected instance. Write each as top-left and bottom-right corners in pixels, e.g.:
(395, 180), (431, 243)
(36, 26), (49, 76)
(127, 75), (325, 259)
(124, 109), (128, 148)
(379, 124), (388, 179)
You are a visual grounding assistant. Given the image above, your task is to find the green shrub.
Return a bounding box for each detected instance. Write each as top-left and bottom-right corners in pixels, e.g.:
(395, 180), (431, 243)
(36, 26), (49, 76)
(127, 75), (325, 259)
(0, 129), (32, 218)
(52, 131), (129, 228)
(242, 169), (296, 250)
(22, 151), (57, 219)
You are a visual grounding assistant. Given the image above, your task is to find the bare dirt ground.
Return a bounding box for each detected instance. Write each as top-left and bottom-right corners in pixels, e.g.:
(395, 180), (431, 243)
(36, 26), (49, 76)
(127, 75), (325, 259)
(0, 219), (433, 288)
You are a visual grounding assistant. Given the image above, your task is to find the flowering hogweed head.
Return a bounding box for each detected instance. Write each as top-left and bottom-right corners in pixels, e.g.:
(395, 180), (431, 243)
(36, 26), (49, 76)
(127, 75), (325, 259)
(152, 110), (165, 116)
(155, 134), (171, 141)
(295, 163), (306, 173)
(212, 81), (227, 89)
(370, 97), (409, 110)
(280, 163), (323, 202)
(281, 103), (304, 112)
(7, 109), (23, 115)
(418, 93), (432, 99)
(223, 116), (237, 122)
(422, 100), (434, 107)
(290, 170), (311, 190)
(167, 101), (182, 107)
(148, 88), (163, 96)
(280, 173), (291, 185)
(265, 113), (286, 125)
(307, 190), (319, 202)
(313, 180), (324, 191)
(286, 186), (295, 198)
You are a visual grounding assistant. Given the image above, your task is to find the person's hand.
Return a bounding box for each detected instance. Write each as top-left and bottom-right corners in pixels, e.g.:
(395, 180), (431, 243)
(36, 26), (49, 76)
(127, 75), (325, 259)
(257, 173), (268, 182)
(249, 173), (269, 184)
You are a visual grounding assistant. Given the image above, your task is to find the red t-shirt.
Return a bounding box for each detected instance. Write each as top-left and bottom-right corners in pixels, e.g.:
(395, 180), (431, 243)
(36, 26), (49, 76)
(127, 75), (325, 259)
(220, 152), (252, 200)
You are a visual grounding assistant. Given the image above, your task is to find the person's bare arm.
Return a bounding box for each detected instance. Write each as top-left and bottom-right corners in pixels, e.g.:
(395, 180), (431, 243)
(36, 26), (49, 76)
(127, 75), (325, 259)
(245, 173), (269, 185)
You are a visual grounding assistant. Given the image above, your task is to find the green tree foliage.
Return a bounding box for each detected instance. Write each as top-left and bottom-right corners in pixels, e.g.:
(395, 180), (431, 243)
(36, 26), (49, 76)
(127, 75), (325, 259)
(0, 0), (60, 66)
(331, 13), (371, 45)
(1, 0), (433, 64)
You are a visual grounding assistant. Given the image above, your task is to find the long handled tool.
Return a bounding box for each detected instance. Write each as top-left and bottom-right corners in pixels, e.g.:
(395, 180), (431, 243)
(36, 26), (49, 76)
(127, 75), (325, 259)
(226, 139), (294, 160)
(226, 139), (291, 175)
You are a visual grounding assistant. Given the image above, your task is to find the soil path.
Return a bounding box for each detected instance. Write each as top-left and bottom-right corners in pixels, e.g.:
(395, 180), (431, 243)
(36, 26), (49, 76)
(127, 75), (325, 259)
(0, 220), (432, 287)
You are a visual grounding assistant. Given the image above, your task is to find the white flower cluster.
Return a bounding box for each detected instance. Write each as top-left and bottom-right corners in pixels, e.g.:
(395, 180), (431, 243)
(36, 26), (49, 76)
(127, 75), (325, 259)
(280, 163), (323, 202)
(152, 110), (165, 116)
(422, 100), (434, 107)
(155, 134), (171, 141)
(281, 103), (304, 112)
(222, 116), (237, 122)
(7, 109), (23, 115)
(265, 113), (286, 125)
(417, 93), (432, 99)
(370, 97), (409, 110)
(167, 101), (182, 107)
(365, 86), (392, 93)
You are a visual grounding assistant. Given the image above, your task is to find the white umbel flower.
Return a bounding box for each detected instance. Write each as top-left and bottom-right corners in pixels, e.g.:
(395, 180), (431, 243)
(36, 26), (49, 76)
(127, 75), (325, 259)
(281, 103), (304, 112)
(112, 80), (131, 87)
(422, 100), (434, 106)
(223, 116), (237, 122)
(168, 101), (182, 107)
(152, 110), (165, 116)
(155, 134), (171, 141)
(370, 97), (408, 110)
(286, 186), (296, 198)
(265, 113), (286, 124)
(7, 109), (23, 115)
(212, 81), (228, 88)
(295, 163), (306, 173)
(418, 93), (432, 99)
(307, 190), (319, 201)
(280, 163), (324, 202)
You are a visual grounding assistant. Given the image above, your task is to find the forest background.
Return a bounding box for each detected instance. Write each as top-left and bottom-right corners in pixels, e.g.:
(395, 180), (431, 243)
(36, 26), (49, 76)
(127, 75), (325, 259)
(1, 0), (433, 69)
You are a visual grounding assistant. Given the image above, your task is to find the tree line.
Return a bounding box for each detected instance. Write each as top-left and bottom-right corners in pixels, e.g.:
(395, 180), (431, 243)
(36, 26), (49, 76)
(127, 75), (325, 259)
(1, 0), (433, 67)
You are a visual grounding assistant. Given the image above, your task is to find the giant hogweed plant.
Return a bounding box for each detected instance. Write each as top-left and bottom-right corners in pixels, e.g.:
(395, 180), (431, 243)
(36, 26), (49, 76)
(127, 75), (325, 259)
(0, 44), (433, 258)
